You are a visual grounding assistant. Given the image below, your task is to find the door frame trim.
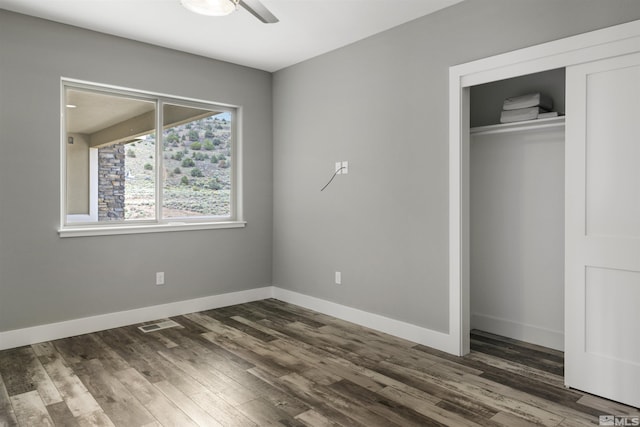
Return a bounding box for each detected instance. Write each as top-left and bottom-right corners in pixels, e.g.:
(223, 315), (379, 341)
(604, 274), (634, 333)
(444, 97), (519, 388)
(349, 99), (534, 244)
(448, 19), (640, 357)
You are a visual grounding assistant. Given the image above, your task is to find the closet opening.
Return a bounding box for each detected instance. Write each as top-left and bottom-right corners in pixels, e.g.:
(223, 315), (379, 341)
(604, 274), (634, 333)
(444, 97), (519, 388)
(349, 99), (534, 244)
(468, 68), (566, 364)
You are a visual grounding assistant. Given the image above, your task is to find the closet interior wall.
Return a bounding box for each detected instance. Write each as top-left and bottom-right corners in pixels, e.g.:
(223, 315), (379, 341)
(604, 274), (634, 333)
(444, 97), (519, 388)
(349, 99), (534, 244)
(469, 69), (566, 351)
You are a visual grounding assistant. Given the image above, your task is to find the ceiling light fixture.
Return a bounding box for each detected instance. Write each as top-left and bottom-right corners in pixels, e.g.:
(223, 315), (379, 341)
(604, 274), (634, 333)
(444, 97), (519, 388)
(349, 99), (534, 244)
(180, 0), (240, 16)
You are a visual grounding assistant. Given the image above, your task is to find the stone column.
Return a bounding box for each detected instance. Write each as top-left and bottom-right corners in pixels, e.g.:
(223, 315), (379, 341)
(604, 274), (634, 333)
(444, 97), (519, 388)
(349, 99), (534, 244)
(98, 144), (125, 221)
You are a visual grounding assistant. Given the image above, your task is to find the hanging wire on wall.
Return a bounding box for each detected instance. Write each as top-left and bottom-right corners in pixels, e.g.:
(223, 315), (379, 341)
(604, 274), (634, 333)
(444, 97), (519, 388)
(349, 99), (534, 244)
(320, 166), (345, 191)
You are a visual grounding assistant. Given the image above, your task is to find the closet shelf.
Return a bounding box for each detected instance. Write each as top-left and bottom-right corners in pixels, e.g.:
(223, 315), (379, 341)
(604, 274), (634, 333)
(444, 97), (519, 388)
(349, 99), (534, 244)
(471, 116), (565, 136)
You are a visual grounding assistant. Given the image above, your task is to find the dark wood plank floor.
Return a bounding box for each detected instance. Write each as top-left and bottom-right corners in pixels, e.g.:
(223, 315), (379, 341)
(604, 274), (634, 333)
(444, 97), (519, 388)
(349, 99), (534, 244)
(0, 299), (637, 426)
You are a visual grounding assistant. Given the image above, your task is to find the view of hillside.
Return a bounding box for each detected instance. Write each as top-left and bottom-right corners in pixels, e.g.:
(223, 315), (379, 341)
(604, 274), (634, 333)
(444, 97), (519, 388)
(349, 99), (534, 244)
(123, 113), (232, 219)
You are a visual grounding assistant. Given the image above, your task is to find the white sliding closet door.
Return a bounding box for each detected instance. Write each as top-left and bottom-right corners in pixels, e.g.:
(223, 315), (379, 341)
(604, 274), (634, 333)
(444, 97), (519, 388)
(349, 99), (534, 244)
(565, 52), (640, 407)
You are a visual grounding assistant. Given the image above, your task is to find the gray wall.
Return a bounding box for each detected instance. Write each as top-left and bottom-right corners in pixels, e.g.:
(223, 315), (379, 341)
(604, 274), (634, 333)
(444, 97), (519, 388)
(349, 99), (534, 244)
(4, 1), (640, 338)
(66, 133), (90, 214)
(272, 0), (640, 333)
(0, 11), (273, 332)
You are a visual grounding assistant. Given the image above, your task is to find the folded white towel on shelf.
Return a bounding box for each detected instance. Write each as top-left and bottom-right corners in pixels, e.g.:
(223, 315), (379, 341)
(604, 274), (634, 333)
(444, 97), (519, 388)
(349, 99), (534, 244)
(503, 93), (553, 111)
(500, 107), (549, 123)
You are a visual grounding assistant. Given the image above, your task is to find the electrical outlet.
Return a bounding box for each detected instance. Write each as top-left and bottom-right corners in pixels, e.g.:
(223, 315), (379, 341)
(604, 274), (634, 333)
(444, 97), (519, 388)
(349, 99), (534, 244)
(335, 271), (342, 285)
(156, 272), (165, 285)
(335, 161), (349, 175)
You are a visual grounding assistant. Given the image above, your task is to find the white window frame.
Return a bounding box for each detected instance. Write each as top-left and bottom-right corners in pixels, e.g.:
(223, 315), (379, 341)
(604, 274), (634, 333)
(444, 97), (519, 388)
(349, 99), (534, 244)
(59, 78), (245, 238)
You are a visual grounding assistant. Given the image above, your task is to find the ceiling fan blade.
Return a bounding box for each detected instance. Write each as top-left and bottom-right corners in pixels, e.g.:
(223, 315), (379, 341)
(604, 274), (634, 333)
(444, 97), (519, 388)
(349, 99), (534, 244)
(239, 0), (279, 24)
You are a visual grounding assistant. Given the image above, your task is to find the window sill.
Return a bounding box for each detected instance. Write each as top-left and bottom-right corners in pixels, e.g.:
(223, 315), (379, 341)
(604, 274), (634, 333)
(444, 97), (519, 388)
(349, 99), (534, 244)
(58, 220), (246, 238)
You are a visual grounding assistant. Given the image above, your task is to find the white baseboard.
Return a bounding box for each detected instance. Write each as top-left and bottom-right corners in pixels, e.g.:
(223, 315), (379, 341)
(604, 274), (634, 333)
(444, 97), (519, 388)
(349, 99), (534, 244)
(0, 287), (273, 350)
(0, 286), (458, 356)
(471, 312), (564, 351)
(272, 287), (457, 354)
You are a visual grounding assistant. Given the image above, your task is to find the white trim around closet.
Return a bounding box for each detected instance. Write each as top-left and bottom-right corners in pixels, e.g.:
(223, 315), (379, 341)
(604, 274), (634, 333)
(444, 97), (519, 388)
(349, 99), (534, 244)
(448, 19), (640, 356)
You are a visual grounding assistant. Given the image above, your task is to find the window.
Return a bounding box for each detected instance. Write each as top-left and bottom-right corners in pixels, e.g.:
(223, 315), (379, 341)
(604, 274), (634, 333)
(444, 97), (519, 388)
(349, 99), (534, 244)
(60, 80), (243, 237)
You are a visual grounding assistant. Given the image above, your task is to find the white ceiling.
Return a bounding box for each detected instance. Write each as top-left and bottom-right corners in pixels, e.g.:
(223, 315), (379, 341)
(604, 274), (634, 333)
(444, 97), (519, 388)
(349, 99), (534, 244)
(0, 0), (463, 72)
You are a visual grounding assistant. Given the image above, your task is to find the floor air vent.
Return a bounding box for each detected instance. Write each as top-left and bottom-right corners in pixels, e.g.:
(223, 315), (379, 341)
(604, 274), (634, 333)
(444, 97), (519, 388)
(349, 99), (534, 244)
(138, 319), (181, 333)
